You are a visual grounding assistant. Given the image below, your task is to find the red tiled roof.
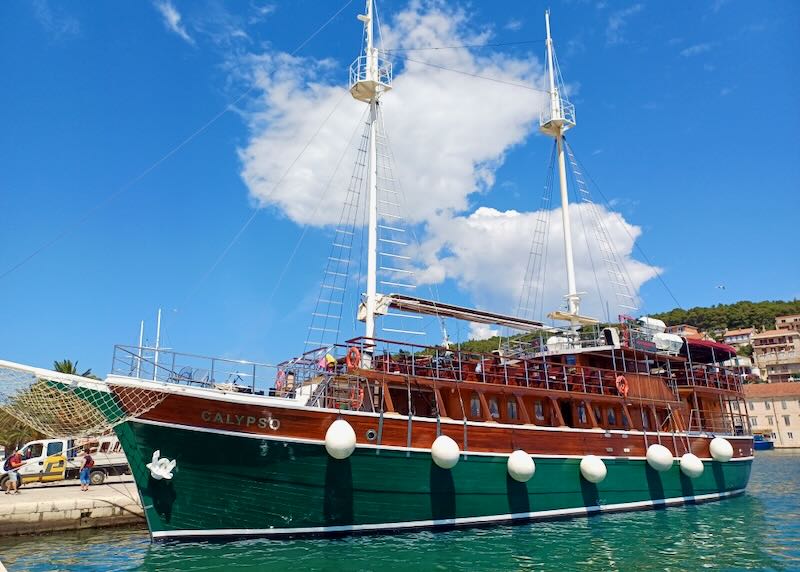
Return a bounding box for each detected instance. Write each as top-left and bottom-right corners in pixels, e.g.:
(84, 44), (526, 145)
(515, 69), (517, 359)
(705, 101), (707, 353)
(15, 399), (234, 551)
(752, 329), (799, 339)
(724, 328), (754, 337)
(744, 382), (800, 398)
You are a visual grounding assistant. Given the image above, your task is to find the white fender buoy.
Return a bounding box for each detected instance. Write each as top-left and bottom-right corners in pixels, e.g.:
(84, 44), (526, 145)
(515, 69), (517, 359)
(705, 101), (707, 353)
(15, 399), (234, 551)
(646, 444), (674, 472)
(431, 435), (460, 469)
(680, 453), (704, 478)
(580, 455), (607, 484)
(507, 450), (536, 483)
(146, 450), (176, 480)
(709, 437), (733, 462)
(325, 419), (356, 459)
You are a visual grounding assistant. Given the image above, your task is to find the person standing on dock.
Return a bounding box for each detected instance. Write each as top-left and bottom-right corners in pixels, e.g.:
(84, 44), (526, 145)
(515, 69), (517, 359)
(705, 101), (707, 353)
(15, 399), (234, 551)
(3, 450), (24, 495)
(79, 450), (94, 492)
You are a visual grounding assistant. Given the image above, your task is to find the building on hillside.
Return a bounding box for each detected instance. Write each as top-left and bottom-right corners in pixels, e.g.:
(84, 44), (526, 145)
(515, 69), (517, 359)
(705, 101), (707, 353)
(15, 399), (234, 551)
(776, 314), (800, 334)
(665, 324), (702, 339)
(752, 329), (800, 383)
(723, 327), (755, 349)
(744, 382), (800, 448)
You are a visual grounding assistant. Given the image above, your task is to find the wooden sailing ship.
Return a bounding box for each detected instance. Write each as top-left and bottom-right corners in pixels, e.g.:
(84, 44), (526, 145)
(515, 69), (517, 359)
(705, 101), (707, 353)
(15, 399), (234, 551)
(92, 2), (752, 540)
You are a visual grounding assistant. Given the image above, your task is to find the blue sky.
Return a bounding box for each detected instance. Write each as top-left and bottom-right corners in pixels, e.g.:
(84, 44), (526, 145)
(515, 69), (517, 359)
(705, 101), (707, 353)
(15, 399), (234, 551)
(1, 0), (798, 375)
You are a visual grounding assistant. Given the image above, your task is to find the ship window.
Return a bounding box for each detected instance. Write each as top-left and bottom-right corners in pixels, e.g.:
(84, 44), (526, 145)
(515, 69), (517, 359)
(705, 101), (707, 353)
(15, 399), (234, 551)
(593, 406), (602, 424)
(789, 432), (794, 439)
(641, 409), (650, 430)
(488, 397), (500, 419)
(765, 402), (771, 410)
(577, 403), (587, 424)
(534, 401), (544, 421)
(782, 401), (788, 410)
(470, 393), (481, 417)
(507, 399), (518, 420)
(748, 401), (755, 411)
(751, 417), (758, 426)
(767, 416), (773, 426)
(784, 415), (791, 426)
(608, 408), (617, 425)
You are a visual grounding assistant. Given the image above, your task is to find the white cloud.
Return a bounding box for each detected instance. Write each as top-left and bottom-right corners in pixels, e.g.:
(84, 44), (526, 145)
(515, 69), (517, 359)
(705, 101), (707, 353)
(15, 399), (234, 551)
(469, 323), (499, 340)
(239, 1), (547, 226)
(414, 205), (660, 321)
(154, 1), (194, 45)
(680, 42), (714, 57)
(505, 19), (523, 31)
(31, 0), (80, 39)
(606, 4), (642, 45)
(234, 1), (660, 321)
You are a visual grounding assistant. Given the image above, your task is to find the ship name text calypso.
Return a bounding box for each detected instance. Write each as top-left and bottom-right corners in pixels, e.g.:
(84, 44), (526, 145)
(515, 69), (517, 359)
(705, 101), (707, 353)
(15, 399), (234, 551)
(201, 410), (280, 430)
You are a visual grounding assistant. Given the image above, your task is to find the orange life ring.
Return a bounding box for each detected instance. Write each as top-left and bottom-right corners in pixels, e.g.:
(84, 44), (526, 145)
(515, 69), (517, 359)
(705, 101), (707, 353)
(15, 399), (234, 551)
(350, 386), (364, 410)
(345, 346), (361, 369)
(615, 375), (629, 398)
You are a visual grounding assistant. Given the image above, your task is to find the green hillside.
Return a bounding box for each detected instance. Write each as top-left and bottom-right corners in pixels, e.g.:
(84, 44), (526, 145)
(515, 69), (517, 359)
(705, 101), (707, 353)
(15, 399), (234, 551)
(650, 299), (800, 334)
(449, 300), (799, 351)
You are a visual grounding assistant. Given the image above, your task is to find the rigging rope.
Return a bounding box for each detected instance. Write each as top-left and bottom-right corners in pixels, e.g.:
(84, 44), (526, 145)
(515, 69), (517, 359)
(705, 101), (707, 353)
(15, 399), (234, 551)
(181, 88), (353, 308)
(266, 106), (370, 310)
(565, 142), (684, 310)
(392, 55), (550, 94)
(381, 39), (545, 53)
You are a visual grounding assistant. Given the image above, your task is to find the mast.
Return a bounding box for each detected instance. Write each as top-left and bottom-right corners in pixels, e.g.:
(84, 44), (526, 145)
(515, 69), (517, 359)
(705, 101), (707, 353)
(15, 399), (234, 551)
(540, 11), (580, 321)
(152, 308), (162, 381)
(135, 319), (144, 378)
(350, 0), (392, 361)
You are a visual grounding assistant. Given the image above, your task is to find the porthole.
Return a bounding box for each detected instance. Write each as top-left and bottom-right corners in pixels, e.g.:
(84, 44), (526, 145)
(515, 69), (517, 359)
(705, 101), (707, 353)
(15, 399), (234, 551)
(365, 428), (377, 441)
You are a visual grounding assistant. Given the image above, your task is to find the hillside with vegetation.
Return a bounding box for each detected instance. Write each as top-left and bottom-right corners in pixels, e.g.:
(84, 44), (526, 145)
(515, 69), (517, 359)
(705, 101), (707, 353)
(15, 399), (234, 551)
(448, 300), (800, 353)
(649, 299), (800, 335)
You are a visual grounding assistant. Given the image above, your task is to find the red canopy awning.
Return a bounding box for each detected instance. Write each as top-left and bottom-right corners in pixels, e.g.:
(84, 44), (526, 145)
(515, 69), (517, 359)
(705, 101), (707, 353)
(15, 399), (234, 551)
(681, 338), (737, 363)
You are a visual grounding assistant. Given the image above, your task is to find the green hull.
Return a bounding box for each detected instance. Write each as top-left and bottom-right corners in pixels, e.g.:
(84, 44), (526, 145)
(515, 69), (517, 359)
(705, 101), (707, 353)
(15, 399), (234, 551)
(115, 420), (752, 540)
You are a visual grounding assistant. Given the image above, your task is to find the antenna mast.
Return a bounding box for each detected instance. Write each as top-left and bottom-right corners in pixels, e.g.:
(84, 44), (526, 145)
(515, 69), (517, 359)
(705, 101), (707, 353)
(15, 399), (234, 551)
(349, 0), (392, 361)
(540, 11), (581, 324)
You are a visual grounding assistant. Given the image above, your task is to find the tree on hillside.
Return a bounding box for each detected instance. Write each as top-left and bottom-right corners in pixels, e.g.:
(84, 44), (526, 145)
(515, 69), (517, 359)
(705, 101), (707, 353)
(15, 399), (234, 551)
(650, 299), (800, 332)
(53, 359), (99, 380)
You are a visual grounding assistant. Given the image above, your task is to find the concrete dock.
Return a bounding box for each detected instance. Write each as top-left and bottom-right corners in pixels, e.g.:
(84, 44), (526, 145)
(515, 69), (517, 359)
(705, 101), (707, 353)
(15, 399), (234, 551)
(0, 477), (144, 536)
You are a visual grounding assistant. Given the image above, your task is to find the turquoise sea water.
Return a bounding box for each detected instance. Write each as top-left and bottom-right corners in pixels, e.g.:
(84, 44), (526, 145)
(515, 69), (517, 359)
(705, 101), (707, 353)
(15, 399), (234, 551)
(1, 450), (798, 572)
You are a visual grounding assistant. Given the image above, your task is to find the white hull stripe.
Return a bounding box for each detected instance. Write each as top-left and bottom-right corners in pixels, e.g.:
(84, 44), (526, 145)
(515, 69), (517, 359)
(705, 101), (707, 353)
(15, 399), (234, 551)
(151, 488), (746, 540)
(108, 375), (753, 442)
(131, 417), (754, 463)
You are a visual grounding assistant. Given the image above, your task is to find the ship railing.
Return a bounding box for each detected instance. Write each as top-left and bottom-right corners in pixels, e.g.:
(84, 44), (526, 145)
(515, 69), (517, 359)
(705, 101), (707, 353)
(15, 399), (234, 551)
(339, 336), (680, 403)
(349, 55), (393, 91)
(687, 408), (750, 436)
(672, 362), (744, 393)
(501, 325), (612, 358)
(111, 344), (283, 397)
(306, 373), (378, 412)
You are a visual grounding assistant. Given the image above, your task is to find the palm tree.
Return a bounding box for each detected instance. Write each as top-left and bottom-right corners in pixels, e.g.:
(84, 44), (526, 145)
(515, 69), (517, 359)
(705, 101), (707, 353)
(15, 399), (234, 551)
(53, 359), (99, 379)
(0, 410), (43, 455)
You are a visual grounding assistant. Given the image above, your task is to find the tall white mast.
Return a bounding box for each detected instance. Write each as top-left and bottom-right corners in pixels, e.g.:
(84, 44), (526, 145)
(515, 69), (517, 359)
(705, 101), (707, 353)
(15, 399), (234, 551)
(135, 319), (144, 378)
(152, 308), (162, 381)
(540, 11), (580, 321)
(349, 0), (392, 360)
